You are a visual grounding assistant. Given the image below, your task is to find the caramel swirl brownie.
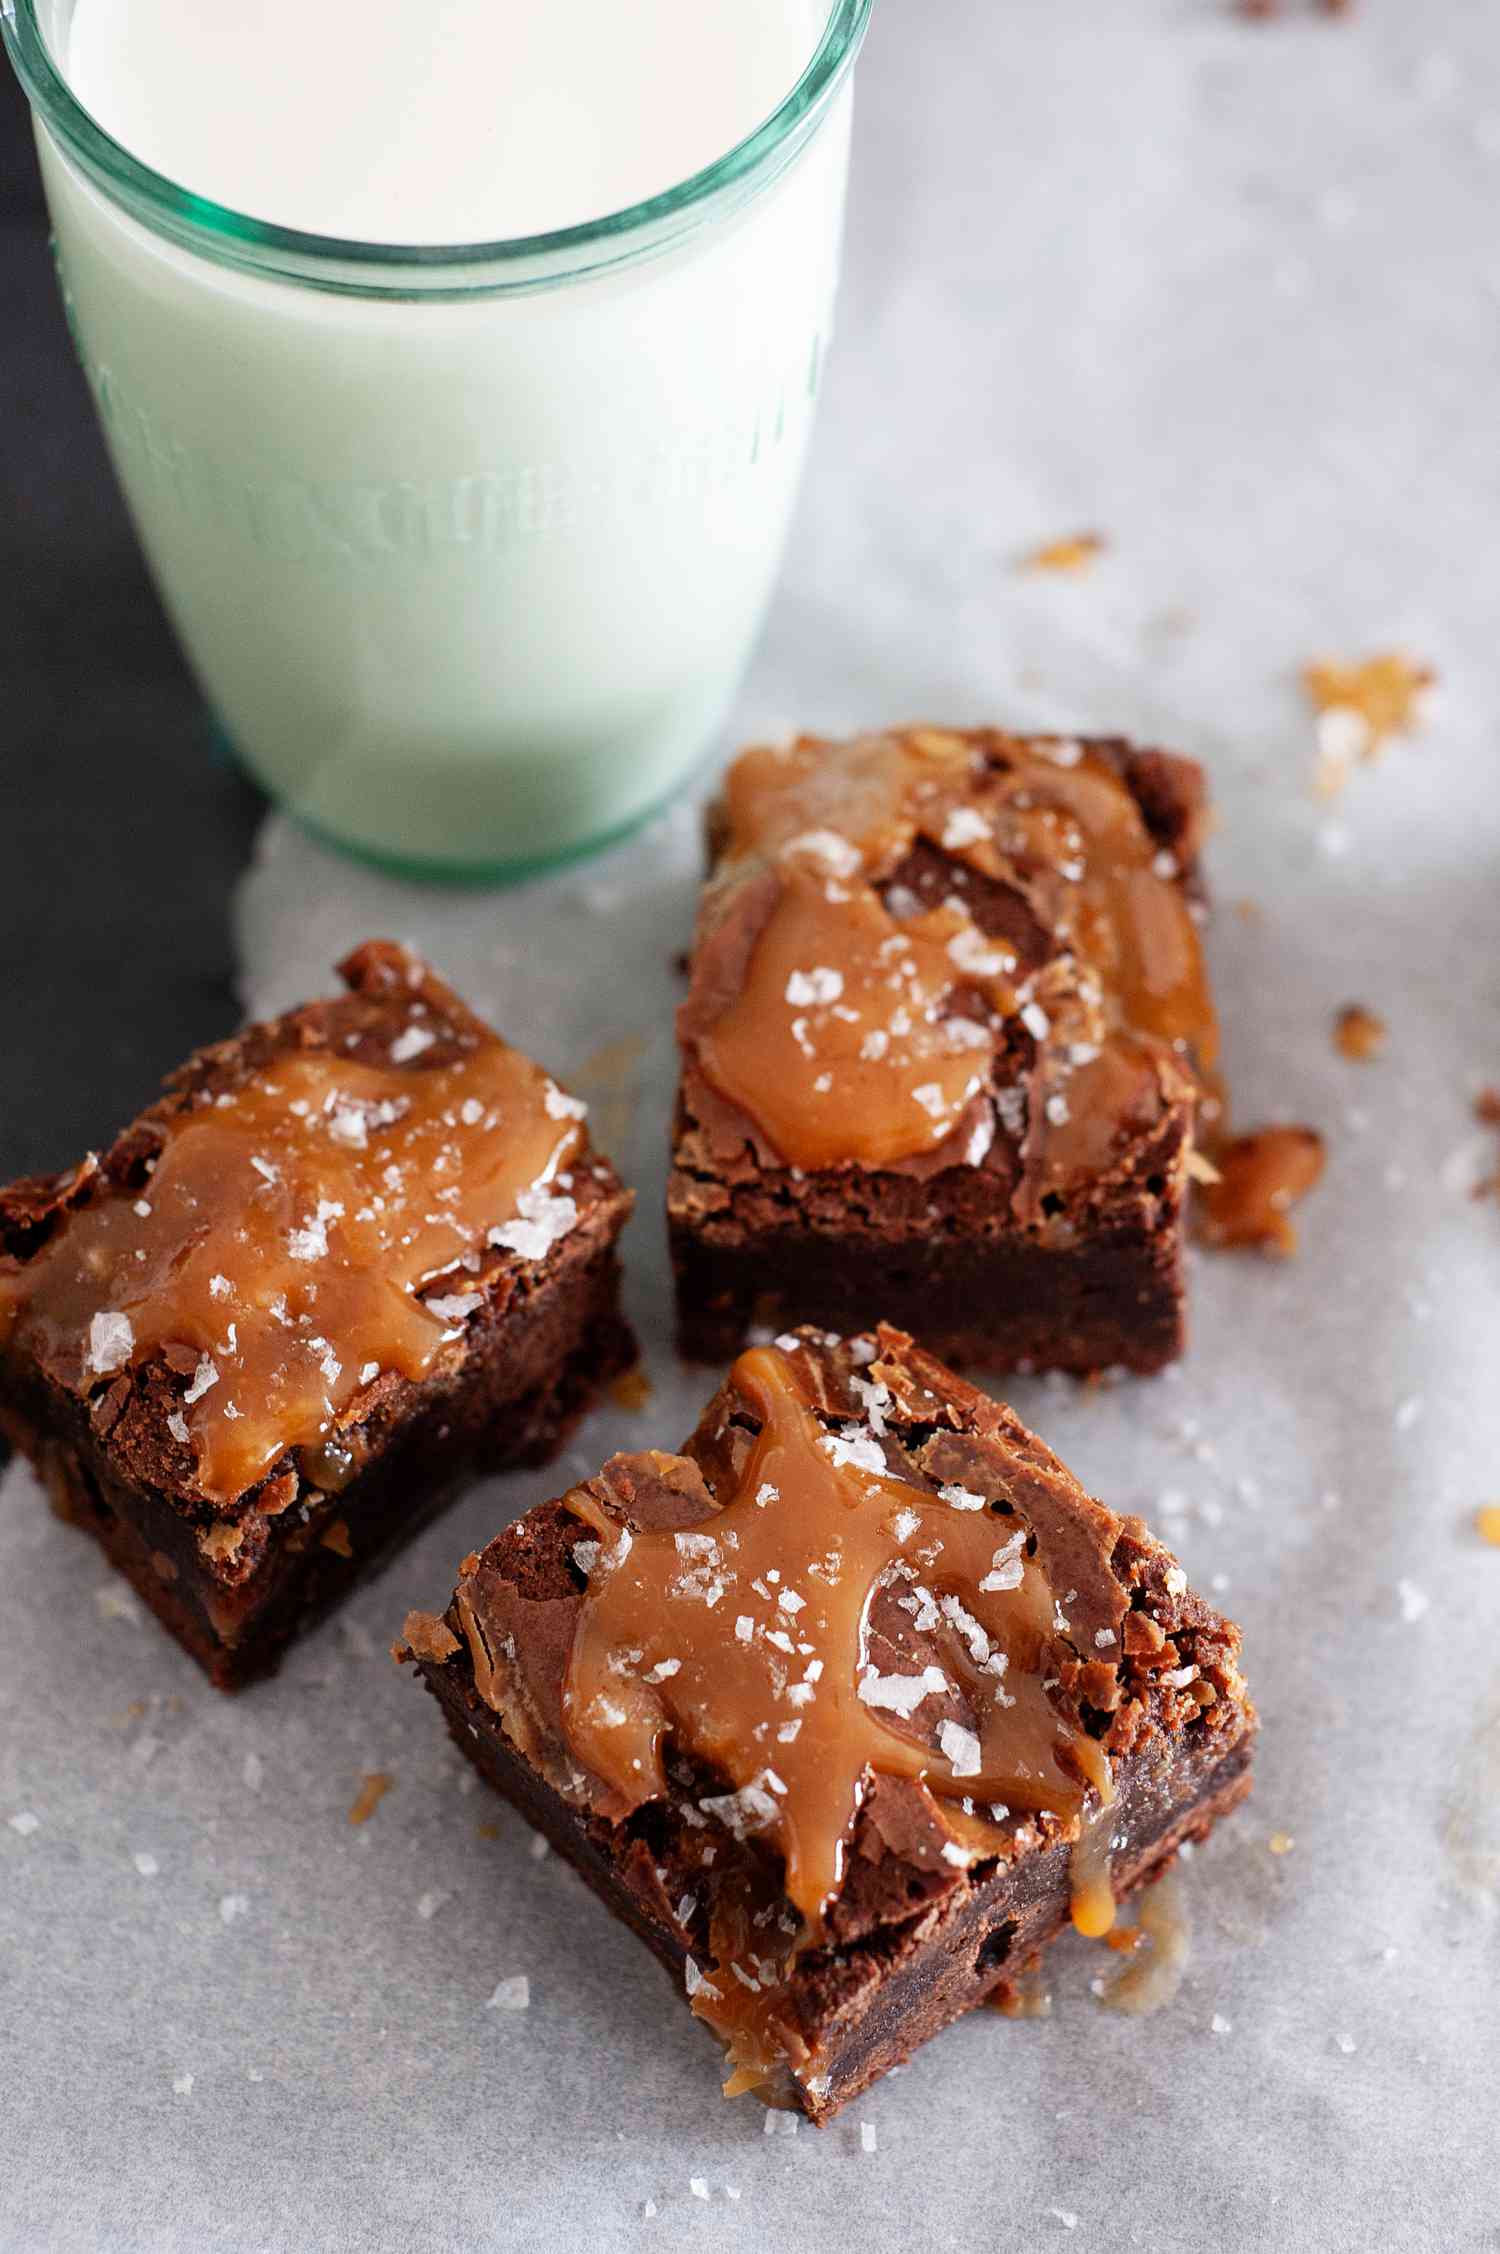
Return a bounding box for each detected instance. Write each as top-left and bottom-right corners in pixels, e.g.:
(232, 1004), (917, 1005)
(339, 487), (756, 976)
(668, 728), (1219, 1372)
(0, 940), (634, 1687)
(399, 1326), (1254, 2120)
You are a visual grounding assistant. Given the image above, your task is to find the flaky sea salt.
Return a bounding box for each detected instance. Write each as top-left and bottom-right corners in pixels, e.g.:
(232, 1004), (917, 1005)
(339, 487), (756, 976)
(544, 1081), (587, 1121)
(417, 1890), (447, 1921)
(183, 1355), (220, 1405)
(821, 1428), (886, 1476)
(133, 1851), (159, 1877)
(219, 1893), (250, 1926)
(489, 1184), (578, 1263)
(8, 1812), (40, 1837)
(390, 1023), (436, 1063)
(860, 2121), (879, 2153)
(1397, 1579), (1429, 1623)
(487, 1976), (530, 2012)
(784, 828), (861, 879)
(858, 1665), (948, 1718)
(938, 1483), (987, 1511)
(941, 806), (991, 850)
(85, 1311), (133, 1376)
(937, 1720), (982, 1777)
(785, 966), (844, 1007)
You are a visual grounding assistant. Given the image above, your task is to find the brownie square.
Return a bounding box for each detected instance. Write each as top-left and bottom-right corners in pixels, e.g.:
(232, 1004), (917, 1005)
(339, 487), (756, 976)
(668, 728), (1217, 1374)
(399, 1325), (1255, 2121)
(0, 940), (635, 1689)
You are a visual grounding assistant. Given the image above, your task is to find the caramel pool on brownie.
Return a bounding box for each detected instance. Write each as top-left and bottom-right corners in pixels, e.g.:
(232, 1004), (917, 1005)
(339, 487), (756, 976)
(398, 1326), (1254, 2120)
(668, 727), (1219, 1374)
(0, 941), (634, 1689)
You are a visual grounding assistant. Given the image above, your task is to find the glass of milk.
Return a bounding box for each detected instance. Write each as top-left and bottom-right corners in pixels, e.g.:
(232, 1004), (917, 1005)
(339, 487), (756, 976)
(3, 0), (871, 877)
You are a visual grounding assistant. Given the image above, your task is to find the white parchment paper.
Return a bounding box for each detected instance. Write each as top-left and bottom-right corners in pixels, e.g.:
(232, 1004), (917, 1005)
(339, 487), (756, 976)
(4, 3), (1498, 2247)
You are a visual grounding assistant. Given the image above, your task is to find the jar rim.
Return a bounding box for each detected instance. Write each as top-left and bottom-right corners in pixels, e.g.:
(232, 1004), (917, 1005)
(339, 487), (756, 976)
(2, 0), (872, 297)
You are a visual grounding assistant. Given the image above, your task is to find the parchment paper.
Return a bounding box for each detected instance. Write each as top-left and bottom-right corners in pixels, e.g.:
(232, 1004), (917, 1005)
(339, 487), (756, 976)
(3, 4), (1497, 2247)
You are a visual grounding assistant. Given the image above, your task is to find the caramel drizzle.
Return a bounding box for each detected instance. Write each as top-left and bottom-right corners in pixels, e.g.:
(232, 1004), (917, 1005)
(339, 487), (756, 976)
(0, 1041), (583, 1504)
(560, 1346), (1111, 2086)
(696, 730), (1217, 1188)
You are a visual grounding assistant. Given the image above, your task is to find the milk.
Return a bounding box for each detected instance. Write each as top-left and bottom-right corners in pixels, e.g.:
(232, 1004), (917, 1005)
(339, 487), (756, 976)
(17, 0), (862, 872)
(65, 0), (829, 243)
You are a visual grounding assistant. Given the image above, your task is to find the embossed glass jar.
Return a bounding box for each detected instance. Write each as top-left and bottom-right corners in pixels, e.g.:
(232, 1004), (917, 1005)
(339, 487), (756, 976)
(3, 0), (870, 877)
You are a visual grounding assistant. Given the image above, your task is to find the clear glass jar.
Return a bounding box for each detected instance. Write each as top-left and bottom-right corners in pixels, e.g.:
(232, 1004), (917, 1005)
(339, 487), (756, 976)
(3, 0), (871, 877)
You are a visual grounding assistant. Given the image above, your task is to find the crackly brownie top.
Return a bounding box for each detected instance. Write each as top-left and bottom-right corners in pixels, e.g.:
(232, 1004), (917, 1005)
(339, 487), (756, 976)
(0, 940), (598, 1508)
(432, 1325), (1249, 2099)
(679, 728), (1218, 1209)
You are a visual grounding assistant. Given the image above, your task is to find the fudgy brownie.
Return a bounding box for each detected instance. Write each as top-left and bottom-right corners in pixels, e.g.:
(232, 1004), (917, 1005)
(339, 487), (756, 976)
(0, 940), (634, 1688)
(668, 728), (1219, 1373)
(399, 1325), (1254, 2119)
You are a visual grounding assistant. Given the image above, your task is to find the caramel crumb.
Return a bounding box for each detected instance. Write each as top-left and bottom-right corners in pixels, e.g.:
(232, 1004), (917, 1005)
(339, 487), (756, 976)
(1197, 1126), (1326, 1255)
(1472, 1089), (1500, 1200)
(1474, 1507), (1500, 1548)
(348, 1772), (392, 1827)
(320, 1519), (353, 1558)
(199, 1520), (247, 1565)
(394, 1608), (461, 1665)
(1302, 651), (1436, 791)
(1269, 1832), (1296, 1855)
(476, 1820), (500, 1840)
(1102, 1924), (1148, 1955)
(610, 1365), (653, 1413)
(1333, 1004), (1386, 1062)
(1023, 531), (1106, 575)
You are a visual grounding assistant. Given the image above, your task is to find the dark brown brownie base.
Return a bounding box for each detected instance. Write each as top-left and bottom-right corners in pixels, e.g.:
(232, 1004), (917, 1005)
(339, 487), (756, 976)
(670, 1215), (1184, 1375)
(13, 1245), (632, 1691)
(420, 1647), (1251, 2120)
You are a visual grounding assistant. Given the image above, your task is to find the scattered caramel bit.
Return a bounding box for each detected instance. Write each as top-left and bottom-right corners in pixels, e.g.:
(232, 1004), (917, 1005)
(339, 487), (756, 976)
(347, 1772), (392, 1826)
(1024, 530), (1106, 575)
(394, 1608), (460, 1664)
(1474, 1507), (1500, 1549)
(1269, 1832), (1296, 1855)
(610, 1365), (653, 1413)
(320, 1519), (353, 1559)
(1197, 1126), (1326, 1256)
(1232, 898), (1264, 924)
(1303, 651), (1435, 792)
(476, 1820), (500, 1840)
(1333, 1004), (1386, 1062)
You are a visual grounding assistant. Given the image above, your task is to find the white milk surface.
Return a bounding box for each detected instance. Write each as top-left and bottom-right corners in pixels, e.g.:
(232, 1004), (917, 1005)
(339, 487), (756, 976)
(41, 0), (850, 870)
(66, 0), (825, 240)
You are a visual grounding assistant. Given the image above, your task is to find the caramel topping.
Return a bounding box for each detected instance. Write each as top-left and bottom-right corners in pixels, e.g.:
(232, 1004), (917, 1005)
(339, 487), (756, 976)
(1474, 1507), (1500, 1549)
(1099, 1866), (1189, 2017)
(559, 1345), (1107, 2088)
(692, 731), (1216, 1194)
(696, 866), (997, 1168)
(0, 1027), (583, 1506)
(1197, 1125), (1325, 1255)
(1333, 1003), (1386, 1061)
